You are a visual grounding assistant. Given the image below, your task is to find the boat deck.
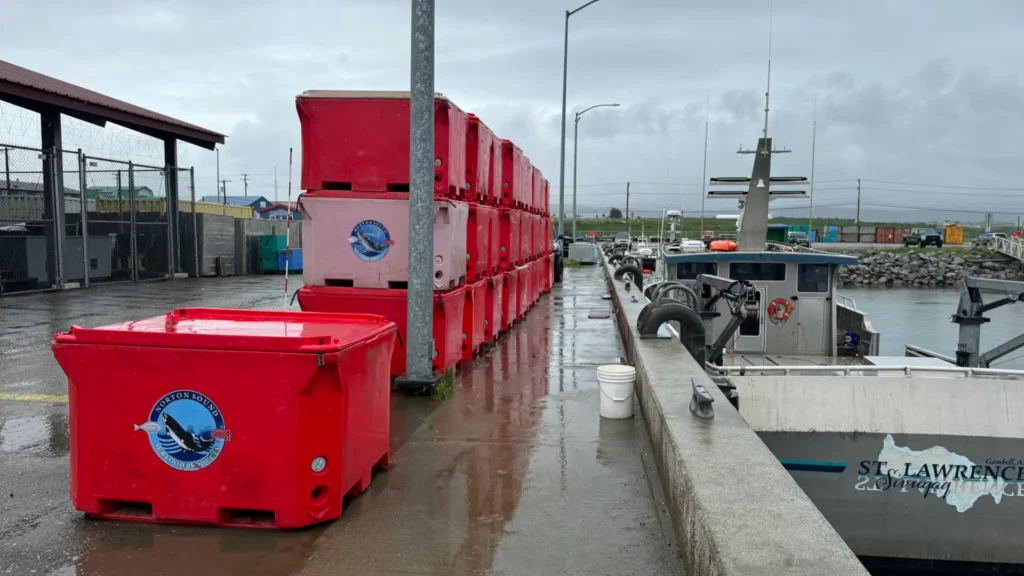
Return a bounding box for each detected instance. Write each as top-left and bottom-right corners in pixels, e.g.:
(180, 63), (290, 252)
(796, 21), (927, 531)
(721, 353), (866, 367)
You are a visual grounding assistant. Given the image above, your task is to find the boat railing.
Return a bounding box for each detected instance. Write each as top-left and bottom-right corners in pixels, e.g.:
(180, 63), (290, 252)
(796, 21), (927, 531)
(836, 293), (858, 311)
(903, 344), (957, 364)
(705, 362), (1024, 379)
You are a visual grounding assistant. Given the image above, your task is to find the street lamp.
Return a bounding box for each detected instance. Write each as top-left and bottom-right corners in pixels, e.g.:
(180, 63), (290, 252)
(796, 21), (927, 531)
(558, 0), (603, 235)
(573, 102), (619, 237)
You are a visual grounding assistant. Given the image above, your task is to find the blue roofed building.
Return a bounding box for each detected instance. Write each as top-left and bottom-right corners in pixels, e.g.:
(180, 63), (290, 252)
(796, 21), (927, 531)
(254, 202), (302, 221)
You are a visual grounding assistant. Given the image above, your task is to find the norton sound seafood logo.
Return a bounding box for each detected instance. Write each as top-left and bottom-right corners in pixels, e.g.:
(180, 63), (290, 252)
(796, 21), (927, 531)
(349, 219), (395, 262)
(135, 390), (232, 471)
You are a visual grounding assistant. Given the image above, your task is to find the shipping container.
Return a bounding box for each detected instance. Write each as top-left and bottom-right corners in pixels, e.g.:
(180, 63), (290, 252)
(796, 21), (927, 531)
(875, 227), (894, 244)
(859, 233), (875, 243)
(767, 225), (788, 243)
(840, 233), (859, 243)
(945, 224), (964, 245)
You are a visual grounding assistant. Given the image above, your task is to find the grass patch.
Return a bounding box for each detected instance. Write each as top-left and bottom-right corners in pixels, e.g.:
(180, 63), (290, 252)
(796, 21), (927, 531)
(564, 259), (581, 268)
(431, 368), (455, 401)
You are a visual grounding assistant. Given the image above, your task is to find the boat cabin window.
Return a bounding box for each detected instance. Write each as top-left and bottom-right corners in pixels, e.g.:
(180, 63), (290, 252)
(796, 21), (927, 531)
(797, 264), (830, 293)
(676, 262), (718, 280)
(729, 263), (786, 282)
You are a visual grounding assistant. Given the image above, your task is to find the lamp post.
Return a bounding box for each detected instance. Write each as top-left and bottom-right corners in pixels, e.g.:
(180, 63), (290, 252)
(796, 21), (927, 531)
(558, 0), (603, 234)
(573, 102), (619, 237)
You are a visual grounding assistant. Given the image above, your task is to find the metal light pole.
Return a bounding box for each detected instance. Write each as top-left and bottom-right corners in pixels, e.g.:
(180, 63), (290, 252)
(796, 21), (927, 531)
(400, 0), (438, 388)
(558, 0), (603, 235)
(572, 102), (618, 237)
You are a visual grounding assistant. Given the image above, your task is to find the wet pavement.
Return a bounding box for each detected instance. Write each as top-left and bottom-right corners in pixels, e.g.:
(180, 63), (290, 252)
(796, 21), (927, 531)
(0, 268), (680, 576)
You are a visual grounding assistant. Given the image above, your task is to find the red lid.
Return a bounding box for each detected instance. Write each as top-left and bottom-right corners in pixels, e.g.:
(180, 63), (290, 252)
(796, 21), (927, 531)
(52, 308), (396, 354)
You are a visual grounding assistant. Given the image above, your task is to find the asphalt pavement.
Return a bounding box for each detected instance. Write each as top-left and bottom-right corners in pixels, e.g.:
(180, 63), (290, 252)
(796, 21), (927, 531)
(0, 269), (680, 576)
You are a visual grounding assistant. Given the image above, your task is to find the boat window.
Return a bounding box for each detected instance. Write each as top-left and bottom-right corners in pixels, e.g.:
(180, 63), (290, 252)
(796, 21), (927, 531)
(797, 264), (830, 293)
(676, 262), (717, 280)
(729, 263), (786, 282)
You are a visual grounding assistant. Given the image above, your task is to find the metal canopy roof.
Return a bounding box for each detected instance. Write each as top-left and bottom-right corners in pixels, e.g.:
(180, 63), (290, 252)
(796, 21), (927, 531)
(0, 60), (225, 150)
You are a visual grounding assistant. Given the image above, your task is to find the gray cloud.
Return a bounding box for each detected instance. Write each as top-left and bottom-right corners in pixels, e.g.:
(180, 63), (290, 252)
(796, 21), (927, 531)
(1, 0), (1022, 220)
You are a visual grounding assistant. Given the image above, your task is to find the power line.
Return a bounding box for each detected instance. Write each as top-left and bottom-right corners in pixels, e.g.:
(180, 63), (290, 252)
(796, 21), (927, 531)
(860, 186), (1024, 198)
(862, 178), (1024, 191)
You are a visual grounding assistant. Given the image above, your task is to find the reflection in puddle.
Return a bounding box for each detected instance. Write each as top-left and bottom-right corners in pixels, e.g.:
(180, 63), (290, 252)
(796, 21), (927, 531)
(0, 412), (69, 457)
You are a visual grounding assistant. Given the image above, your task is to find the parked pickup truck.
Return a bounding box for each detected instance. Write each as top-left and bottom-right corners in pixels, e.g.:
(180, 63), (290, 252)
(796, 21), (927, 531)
(614, 231), (630, 249)
(902, 228), (944, 248)
(787, 231), (811, 248)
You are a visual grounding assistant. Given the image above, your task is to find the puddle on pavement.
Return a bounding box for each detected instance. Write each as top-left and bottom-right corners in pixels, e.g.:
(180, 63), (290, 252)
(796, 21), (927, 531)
(0, 412), (69, 457)
(54, 525), (325, 576)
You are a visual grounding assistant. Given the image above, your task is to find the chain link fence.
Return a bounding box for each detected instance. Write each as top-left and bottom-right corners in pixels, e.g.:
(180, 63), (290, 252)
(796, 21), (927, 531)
(60, 149), (89, 287)
(129, 162), (172, 281)
(82, 156), (136, 284)
(0, 144), (58, 294)
(175, 167), (198, 277)
(0, 142), (200, 295)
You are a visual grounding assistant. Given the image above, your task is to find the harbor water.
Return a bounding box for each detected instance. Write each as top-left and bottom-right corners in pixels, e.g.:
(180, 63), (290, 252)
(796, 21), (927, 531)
(842, 287), (1024, 370)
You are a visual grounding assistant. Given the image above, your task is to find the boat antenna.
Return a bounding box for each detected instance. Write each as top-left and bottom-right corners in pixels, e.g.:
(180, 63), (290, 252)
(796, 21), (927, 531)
(763, 0), (773, 140)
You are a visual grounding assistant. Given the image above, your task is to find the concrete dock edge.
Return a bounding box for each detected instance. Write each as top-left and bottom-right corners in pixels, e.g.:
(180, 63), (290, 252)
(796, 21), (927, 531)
(602, 260), (869, 576)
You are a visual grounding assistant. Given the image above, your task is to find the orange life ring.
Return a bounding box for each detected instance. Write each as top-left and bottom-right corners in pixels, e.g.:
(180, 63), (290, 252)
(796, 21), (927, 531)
(768, 297), (793, 323)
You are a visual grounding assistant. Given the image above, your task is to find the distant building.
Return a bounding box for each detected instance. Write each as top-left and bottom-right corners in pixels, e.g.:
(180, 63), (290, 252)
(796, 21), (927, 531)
(254, 202), (302, 221)
(1, 180), (80, 197)
(86, 186), (154, 199)
(200, 195), (271, 211)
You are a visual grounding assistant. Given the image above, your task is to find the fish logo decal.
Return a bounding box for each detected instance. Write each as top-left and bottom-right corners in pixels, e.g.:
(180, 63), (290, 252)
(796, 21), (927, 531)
(349, 220), (394, 262)
(139, 390), (230, 471)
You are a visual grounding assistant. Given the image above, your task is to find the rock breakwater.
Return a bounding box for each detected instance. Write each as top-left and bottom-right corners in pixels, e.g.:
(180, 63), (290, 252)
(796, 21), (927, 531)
(837, 249), (1023, 287)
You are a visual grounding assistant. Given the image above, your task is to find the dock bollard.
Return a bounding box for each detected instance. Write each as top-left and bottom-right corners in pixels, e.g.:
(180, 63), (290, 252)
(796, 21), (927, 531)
(690, 376), (715, 419)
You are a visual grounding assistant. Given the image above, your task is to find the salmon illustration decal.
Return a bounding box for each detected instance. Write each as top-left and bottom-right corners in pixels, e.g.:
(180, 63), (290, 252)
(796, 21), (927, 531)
(139, 390), (230, 471)
(349, 220), (394, 262)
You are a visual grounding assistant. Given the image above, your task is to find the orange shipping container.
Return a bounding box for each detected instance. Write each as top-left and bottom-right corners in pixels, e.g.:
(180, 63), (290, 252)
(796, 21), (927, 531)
(875, 227), (894, 243)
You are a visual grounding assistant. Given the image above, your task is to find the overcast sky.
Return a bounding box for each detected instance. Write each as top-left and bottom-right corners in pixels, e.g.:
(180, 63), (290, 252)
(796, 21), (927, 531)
(2, 0), (1022, 220)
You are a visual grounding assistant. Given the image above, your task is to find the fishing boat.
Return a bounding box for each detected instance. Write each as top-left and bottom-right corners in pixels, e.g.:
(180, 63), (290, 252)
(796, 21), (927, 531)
(626, 69), (1024, 572)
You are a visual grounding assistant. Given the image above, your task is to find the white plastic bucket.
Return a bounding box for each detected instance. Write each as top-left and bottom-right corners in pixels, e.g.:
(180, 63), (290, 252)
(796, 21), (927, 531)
(597, 364), (636, 419)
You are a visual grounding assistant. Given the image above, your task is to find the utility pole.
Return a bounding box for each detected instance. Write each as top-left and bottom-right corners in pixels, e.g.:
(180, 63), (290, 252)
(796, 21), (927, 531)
(809, 95), (817, 235)
(216, 148), (220, 202)
(220, 179), (231, 197)
(274, 166), (278, 201)
(855, 178), (861, 224)
(699, 94), (709, 238)
(241, 173), (249, 197)
(625, 182), (631, 238)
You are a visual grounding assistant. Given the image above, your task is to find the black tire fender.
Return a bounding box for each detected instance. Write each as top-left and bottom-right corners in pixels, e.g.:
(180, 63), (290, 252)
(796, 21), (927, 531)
(653, 282), (700, 310)
(608, 253), (624, 265)
(636, 297), (686, 332)
(643, 282), (660, 301)
(614, 264), (644, 290)
(637, 302), (706, 366)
